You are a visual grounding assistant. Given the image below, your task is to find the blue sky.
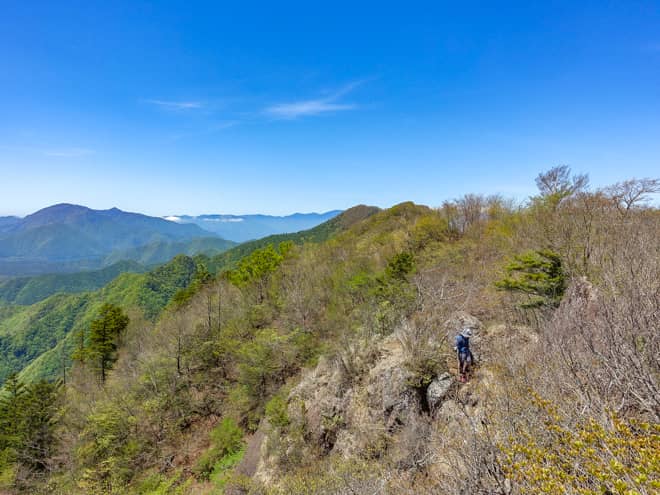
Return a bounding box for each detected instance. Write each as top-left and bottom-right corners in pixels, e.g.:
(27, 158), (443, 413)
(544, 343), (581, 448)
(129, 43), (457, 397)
(1, 1), (659, 216)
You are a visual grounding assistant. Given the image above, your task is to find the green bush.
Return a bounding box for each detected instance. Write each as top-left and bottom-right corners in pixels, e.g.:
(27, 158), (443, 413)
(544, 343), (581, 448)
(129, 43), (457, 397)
(211, 418), (243, 454)
(193, 418), (244, 480)
(209, 447), (246, 490)
(495, 249), (566, 308)
(265, 394), (290, 429)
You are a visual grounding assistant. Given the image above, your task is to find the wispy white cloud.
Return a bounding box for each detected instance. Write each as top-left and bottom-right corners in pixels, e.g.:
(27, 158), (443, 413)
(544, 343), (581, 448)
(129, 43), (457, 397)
(42, 148), (95, 157)
(145, 99), (205, 110)
(266, 100), (356, 119)
(264, 80), (363, 119)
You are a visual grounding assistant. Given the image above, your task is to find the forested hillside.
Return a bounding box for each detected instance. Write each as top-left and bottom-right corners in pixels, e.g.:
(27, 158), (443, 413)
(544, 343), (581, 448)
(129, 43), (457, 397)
(0, 207), (375, 388)
(0, 255), (207, 386)
(206, 205), (379, 273)
(0, 261), (146, 305)
(0, 168), (658, 495)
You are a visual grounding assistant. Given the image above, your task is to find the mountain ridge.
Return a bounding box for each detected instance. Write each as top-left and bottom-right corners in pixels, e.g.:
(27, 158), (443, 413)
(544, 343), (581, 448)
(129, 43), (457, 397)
(166, 209), (343, 242)
(0, 204), (230, 276)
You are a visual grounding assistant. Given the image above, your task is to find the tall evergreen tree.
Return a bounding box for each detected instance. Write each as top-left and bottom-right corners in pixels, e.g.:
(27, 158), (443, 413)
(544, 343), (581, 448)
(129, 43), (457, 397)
(18, 381), (59, 473)
(0, 373), (26, 451)
(87, 303), (129, 383)
(0, 376), (59, 487)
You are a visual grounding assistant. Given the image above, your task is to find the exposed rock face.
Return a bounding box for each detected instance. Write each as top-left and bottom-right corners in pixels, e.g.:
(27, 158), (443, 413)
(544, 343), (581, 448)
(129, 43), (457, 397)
(288, 355), (353, 453)
(427, 372), (453, 412)
(445, 311), (482, 335)
(254, 314), (491, 485)
(371, 350), (421, 431)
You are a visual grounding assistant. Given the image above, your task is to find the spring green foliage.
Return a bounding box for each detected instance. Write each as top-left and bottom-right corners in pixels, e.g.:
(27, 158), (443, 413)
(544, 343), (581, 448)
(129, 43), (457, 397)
(385, 252), (415, 280)
(75, 303), (129, 383)
(0, 255), (209, 386)
(193, 418), (244, 480)
(228, 242), (292, 307)
(0, 208), (374, 387)
(227, 243), (286, 288)
(495, 249), (566, 308)
(139, 255), (200, 320)
(76, 402), (143, 492)
(134, 470), (191, 495)
(502, 393), (660, 495)
(0, 293), (90, 385)
(170, 262), (212, 309)
(39, 203), (426, 492)
(265, 394), (290, 429)
(206, 205), (379, 274)
(0, 260), (146, 306)
(0, 374), (59, 491)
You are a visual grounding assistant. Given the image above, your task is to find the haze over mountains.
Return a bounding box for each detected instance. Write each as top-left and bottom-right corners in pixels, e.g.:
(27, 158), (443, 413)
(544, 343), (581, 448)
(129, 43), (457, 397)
(0, 204), (342, 277)
(0, 204), (232, 277)
(164, 210), (342, 242)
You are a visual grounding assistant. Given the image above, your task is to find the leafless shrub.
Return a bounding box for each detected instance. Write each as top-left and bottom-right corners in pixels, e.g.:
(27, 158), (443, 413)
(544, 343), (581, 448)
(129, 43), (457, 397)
(334, 337), (381, 386)
(280, 248), (330, 332)
(396, 319), (449, 391)
(535, 165), (589, 202)
(546, 275), (659, 421)
(603, 177), (660, 215)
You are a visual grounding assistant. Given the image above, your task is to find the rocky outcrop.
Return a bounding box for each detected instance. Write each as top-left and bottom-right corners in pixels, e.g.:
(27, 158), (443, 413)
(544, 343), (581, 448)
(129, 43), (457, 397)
(427, 372), (453, 412)
(255, 316), (476, 481)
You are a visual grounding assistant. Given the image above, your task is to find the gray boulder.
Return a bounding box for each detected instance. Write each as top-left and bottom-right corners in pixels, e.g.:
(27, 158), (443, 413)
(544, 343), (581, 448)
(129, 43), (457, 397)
(427, 372), (453, 411)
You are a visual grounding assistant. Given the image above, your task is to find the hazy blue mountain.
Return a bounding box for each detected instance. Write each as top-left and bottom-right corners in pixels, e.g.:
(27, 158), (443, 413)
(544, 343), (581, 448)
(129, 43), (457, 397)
(165, 210), (342, 242)
(0, 204), (231, 276)
(0, 216), (20, 233)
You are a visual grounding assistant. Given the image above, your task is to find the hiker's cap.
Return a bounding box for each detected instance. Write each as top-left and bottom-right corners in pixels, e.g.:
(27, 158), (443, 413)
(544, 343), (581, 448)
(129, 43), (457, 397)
(461, 328), (473, 338)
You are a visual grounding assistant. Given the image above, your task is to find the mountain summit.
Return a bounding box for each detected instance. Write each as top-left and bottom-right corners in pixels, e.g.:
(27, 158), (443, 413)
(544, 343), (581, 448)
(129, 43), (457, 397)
(0, 204), (232, 276)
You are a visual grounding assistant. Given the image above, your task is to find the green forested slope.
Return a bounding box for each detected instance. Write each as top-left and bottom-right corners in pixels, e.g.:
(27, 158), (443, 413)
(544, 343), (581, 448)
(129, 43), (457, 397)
(0, 207), (370, 386)
(0, 260), (146, 305)
(207, 204), (379, 272)
(0, 255), (203, 385)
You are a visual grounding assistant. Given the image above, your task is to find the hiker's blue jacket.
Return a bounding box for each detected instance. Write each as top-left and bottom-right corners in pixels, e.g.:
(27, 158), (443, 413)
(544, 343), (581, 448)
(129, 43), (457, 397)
(455, 334), (470, 355)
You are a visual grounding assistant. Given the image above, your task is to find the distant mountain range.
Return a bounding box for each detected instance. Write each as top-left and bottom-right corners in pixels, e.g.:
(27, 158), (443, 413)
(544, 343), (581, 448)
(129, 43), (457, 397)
(0, 216), (21, 232)
(164, 210), (343, 242)
(0, 204), (236, 276)
(0, 205), (343, 277)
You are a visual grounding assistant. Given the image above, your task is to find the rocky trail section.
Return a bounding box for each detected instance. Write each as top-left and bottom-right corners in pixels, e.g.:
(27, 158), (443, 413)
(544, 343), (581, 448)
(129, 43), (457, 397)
(235, 313), (538, 493)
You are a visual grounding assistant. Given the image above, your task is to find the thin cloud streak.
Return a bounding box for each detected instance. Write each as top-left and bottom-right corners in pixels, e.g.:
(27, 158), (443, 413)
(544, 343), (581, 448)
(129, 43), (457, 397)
(264, 80), (364, 119)
(265, 100), (356, 119)
(42, 148), (95, 157)
(145, 99), (205, 110)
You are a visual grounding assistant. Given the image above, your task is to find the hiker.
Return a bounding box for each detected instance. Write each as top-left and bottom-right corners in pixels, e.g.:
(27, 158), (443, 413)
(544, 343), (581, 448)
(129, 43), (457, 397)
(454, 327), (473, 383)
